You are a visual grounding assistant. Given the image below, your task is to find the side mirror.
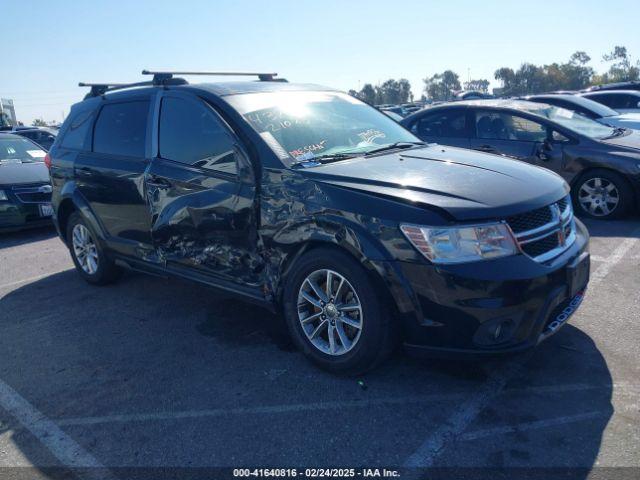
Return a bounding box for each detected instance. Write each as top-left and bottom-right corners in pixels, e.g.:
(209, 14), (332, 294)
(536, 140), (551, 161)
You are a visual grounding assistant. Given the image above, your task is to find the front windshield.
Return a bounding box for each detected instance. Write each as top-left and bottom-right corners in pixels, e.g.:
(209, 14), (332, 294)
(0, 136), (46, 164)
(521, 105), (618, 139)
(228, 91), (420, 165)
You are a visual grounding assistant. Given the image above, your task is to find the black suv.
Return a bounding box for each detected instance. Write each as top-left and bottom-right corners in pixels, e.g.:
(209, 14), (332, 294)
(48, 72), (590, 373)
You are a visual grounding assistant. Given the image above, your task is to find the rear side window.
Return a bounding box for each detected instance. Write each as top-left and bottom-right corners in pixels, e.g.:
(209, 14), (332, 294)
(159, 96), (237, 175)
(61, 110), (94, 150)
(412, 110), (467, 138)
(475, 112), (547, 142)
(93, 101), (149, 157)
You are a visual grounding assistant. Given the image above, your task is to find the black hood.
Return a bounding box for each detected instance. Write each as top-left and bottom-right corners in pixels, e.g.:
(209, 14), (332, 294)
(299, 145), (568, 221)
(0, 161), (50, 186)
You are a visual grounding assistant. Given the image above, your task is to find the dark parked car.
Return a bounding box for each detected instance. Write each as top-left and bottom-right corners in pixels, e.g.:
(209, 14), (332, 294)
(0, 133), (53, 231)
(584, 81), (640, 92)
(12, 126), (58, 151)
(48, 72), (590, 373)
(581, 90), (640, 114)
(523, 94), (640, 131)
(402, 99), (640, 219)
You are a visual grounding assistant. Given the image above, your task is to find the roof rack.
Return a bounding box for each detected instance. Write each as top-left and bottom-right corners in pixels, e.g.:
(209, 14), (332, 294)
(79, 69), (284, 99)
(141, 70), (281, 82)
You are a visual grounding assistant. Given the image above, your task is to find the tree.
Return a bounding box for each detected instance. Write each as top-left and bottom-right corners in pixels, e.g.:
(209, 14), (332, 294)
(463, 79), (490, 93)
(601, 46), (640, 82)
(347, 89), (358, 97)
(398, 78), (413, 103)
(357, 83), (376, 105)
(423, 70), (461, 101)
(32, 118), (47, 127)
(494, 51), (596, 95)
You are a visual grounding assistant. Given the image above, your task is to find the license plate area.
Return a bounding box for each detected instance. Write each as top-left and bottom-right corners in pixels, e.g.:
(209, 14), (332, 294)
(39, 203), (54, 217)
(567, 251), (590, 298)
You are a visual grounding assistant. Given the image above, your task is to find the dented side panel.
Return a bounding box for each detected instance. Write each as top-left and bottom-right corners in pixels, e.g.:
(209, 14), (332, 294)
(146, 157), (261, 285)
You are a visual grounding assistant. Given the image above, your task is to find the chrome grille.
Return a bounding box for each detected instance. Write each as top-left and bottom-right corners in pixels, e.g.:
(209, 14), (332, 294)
(11, 183), (52, 204)
(506, 196), (575, 262)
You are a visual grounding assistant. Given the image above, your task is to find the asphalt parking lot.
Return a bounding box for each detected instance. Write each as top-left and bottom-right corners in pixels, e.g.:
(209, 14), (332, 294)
(0, 217), (638, 480)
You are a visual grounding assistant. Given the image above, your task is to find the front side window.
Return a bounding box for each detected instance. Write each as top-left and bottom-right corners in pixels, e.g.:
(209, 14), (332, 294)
(159, 96), (237, 176)
(93, 101), (149, 157)
(414, 110), (467, 138)
(475, 112), (547, 142)
(228, 91), (419, 165)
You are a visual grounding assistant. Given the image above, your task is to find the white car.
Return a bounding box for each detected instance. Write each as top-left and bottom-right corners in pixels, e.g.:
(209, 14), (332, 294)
(580, 90), (640, 114)
(524, 94), (640, 131)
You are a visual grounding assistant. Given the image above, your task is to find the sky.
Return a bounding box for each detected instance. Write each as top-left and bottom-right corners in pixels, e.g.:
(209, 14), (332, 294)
(2, 0), (639, 124)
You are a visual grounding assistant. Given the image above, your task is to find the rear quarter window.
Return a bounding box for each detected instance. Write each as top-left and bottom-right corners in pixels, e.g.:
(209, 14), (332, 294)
(60, 110), (95, 150)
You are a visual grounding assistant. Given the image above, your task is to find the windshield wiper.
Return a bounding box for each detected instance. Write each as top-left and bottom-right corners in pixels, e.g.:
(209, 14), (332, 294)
(290, 152), (357, 168)
(364, 141), (425, 156)
(603, 127), (627, 139)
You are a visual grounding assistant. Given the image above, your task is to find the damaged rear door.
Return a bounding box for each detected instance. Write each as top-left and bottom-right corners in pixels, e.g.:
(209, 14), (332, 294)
(146, 91), (260, 286)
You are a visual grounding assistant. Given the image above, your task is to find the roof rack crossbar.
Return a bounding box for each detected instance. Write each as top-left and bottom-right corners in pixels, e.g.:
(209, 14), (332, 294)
(142, 70), (279, 81)
(79, 76), (188, 99)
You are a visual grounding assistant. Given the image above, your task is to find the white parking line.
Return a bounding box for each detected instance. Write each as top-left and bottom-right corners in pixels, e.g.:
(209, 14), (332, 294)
(51, 381), (628, 427)
(403, 359), (526, 468)
(589, 231), (640, 286)
(402, 230), (640, 469)
(460, 411), (610, 441)
(0, 269), (72, 291)
(0, 378), (113, 479)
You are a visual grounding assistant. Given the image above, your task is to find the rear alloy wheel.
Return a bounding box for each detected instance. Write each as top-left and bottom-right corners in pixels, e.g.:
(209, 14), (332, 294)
(283, 248), (395, 374)
(72, 224), (99, 275)
(66, 212), (121, 285)
(574, 170), (632, 220)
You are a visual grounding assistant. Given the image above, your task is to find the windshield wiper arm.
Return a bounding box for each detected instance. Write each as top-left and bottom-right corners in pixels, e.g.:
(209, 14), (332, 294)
(290, 152), (357, 168)
(364, 141), (425, 156)
(603, 127), (627, 139)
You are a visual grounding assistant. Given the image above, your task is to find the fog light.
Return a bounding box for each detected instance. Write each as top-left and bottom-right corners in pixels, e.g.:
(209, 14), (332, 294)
(473, 315), (522, 346)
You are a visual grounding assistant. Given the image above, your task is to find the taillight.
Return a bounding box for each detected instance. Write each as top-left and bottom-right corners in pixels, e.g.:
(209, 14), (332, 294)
(44, 153), (52, 169)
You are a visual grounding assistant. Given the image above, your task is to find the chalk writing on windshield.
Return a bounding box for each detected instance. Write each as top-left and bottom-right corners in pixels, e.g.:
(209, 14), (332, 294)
(357, 129), (386, 143)
(289, 140), (327, 158)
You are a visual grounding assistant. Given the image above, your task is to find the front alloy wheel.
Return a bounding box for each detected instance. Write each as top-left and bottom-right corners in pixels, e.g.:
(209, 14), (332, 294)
(577, 177), (619, 217)
(297, 269), (363, 356)
(283, 248), (396, 374)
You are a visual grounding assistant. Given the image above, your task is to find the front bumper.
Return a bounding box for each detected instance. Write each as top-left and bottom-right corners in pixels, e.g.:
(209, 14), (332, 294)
(0, 186), (53, 232)
(379, 218), (590, 356)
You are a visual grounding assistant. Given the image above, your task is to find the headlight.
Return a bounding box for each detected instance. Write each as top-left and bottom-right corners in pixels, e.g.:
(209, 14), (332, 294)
(400, 222), (518, 264)
(0, 190), (7, 201)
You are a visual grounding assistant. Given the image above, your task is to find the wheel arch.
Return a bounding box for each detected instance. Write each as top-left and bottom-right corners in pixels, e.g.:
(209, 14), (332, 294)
(270, 221), (420, 336)
(55, 184), (108, 246)
(570, 166), (637, 202)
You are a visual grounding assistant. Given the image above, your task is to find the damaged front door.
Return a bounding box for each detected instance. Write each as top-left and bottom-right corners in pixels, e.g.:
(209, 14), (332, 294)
(146, 92), (260, 286)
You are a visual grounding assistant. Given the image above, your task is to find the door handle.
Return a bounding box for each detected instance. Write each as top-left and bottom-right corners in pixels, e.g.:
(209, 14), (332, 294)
(475, 144), (496, 153)
(76, 166), (93, 177)
(146, 176), (171, 189)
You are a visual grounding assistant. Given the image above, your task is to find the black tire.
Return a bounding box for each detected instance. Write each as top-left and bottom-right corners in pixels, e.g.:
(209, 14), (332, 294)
(66, 212), (121, 285)
(282, 248), (396, 375)
(573, 169), (633, 220)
